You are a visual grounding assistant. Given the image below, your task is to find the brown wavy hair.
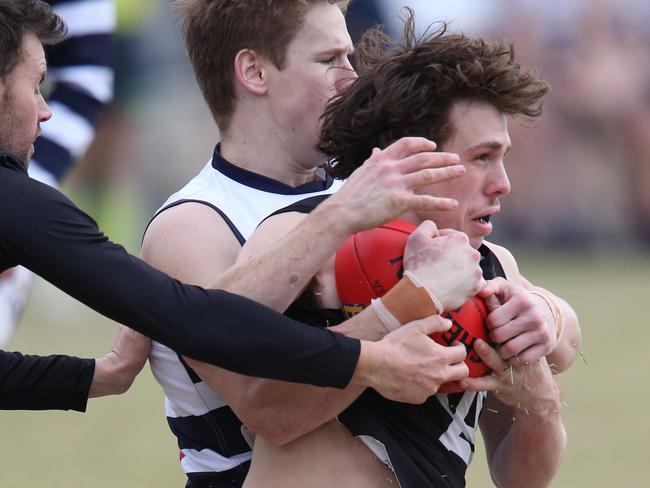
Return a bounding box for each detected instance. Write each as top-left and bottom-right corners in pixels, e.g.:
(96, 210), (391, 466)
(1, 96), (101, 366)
(320, 8), (549, 178)
(174, 0), (350, 131)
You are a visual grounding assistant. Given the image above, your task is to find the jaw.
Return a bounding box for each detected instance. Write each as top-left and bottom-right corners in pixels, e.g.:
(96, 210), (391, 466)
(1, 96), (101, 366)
(463, 218), (492, 249)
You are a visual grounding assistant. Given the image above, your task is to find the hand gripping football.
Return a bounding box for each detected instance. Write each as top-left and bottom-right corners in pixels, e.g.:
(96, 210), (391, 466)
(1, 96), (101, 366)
(335, 220), (491, 393)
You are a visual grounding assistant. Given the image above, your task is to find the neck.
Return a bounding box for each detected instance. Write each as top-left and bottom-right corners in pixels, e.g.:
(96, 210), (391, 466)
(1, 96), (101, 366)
(220, 110), (325, 187)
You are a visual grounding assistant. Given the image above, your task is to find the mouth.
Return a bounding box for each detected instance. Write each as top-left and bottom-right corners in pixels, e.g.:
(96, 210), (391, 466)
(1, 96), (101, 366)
(475, 214), (492, 225)
(471, 207), (500, 229)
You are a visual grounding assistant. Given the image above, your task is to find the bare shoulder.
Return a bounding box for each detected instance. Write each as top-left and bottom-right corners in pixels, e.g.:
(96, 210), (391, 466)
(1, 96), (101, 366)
(483, 240), (521, 282)
(238, 211), (308, 262)
(142, 202), (242, 284)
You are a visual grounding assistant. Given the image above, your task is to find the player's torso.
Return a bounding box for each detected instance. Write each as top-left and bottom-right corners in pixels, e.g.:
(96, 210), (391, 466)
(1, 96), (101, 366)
(263, 195), (505, 488)
(147, 147), (344, 486)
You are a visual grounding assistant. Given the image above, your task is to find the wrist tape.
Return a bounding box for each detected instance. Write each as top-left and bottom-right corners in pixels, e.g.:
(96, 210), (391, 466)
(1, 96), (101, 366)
(529, 287), (565, 340)
(371, 272), (442, 332)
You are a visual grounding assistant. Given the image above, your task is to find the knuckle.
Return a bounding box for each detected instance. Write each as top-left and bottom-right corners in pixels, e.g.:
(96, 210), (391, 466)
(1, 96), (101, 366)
(422, 168), (436, 183)
(489, 329), (501, 344)
(530, 309), (545, 325)
(499, 343), (514, 358)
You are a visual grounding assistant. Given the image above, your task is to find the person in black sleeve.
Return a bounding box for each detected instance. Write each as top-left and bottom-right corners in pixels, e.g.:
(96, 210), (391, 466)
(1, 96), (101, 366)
(0, 0), (474, 412)
(0, 0), (117, 348)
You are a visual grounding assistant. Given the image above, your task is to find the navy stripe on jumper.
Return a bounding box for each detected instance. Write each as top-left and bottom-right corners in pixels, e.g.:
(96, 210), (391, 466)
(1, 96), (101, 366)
(168, 407), (249, 456)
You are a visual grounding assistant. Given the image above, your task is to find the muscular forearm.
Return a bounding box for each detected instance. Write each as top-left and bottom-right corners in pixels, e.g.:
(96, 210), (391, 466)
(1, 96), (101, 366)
(187, 309), (385, 446)
(489, 404), (566, 488)
(214, 201), (354, 312)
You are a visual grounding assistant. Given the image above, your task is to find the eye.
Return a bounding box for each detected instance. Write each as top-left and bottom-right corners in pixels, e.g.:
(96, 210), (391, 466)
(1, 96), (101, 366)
(475, 153), (490, 161)
(320, 56), (336, 65)
(35, 80), (46, 95)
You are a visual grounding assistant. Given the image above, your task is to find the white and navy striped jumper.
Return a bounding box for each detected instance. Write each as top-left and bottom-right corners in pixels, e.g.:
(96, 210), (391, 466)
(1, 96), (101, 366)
(148, 146), (344, 488)
(34, 0), (115, 182)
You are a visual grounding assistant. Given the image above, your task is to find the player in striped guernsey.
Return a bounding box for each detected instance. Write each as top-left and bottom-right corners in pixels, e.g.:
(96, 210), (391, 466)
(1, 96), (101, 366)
(236, 13), (582, 488)
(120, 1), (486, 486)
(0, 0), (478, 416)
(0, 0), (115, 347)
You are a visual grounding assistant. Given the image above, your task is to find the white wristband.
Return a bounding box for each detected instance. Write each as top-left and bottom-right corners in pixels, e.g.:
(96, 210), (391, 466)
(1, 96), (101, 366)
(370, 298), (402, 333)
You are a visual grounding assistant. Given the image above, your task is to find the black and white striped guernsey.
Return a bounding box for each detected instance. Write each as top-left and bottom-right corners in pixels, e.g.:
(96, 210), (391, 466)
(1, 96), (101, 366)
(273, 195), (507, 488)
(147, 147), (344, 487)
(37, 0), (115, 180)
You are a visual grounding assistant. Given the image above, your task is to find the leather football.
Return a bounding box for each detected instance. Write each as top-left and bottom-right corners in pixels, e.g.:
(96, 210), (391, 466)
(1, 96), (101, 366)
(335, 220), (491, 393)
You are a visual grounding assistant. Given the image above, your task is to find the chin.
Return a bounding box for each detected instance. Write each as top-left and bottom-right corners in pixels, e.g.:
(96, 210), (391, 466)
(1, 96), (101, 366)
(470, 236), (484, 249)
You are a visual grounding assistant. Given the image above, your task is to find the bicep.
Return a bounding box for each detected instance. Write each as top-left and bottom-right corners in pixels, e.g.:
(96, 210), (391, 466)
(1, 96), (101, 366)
(143, 204), (266, 404)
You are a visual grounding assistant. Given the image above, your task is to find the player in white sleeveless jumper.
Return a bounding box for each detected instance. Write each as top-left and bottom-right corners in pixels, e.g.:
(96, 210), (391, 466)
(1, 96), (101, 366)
(129, 2), (480, 487)
(148, 147), (345, 484)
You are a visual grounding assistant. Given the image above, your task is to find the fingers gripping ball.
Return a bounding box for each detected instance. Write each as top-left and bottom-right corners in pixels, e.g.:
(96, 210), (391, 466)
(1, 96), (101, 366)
(335, 220), (491, 392)
(435, 296), (489, 393)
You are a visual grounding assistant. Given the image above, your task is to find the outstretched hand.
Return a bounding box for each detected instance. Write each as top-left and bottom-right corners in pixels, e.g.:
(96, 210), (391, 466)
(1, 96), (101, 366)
(328, 137), (465, 234)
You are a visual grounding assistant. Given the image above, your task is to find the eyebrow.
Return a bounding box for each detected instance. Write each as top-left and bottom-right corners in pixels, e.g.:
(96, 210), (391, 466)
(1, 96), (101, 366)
(467, 141), (512, 154)
(317, 41), (354, 56)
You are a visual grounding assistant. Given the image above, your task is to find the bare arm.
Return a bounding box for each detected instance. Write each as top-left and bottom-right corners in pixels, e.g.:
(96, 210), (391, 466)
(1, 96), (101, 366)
(187, 216), (482, 445)
(148, 137), (480, 444)
(462, 340), (566, 488)
(215, 138), (466, 311)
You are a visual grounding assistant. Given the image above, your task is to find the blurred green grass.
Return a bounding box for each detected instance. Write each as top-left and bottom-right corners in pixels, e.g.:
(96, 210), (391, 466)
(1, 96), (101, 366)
(1, 251), (648, 487)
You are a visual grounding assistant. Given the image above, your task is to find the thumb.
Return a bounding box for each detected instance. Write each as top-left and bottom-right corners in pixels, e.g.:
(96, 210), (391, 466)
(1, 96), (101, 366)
(482, 293), (501, 312)
(479, 278), (509, 301)
(414, 219), (439, 238)
(369, 147), (382, 161)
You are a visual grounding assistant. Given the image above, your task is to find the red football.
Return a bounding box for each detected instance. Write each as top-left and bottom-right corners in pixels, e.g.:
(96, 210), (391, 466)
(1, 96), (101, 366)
(335, 220), (491, 393)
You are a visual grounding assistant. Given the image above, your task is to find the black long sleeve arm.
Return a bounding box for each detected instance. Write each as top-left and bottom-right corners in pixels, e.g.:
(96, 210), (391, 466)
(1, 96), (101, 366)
(0, 350), (94, 411)
(0, 152), (360, 405)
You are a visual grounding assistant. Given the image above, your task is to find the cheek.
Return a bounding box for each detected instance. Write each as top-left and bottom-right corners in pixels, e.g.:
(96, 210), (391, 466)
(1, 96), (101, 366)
(415, 179), (465, 203)
(434, 208), (465, 230)
(15, 94), (37, 129)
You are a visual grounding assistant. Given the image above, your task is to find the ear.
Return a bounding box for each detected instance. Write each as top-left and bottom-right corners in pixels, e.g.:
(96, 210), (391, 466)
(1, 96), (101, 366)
(233, 48), (269, 96)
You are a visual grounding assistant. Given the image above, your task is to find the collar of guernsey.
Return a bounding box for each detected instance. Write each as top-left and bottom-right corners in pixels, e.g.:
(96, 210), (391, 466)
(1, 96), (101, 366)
(211, 143), (336, 195)
(0, 150), (27, 175)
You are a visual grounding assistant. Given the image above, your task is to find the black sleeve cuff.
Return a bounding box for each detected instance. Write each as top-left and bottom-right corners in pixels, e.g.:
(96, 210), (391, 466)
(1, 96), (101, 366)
(329, 334), (361, 389)
(72, 358), (95, 412)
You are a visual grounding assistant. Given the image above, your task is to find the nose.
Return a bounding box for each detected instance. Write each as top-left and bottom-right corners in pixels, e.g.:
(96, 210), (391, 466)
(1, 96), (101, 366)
(335, 57), (357, 95)
(485, 160), (511, 198)
(38, 94), (52, 123)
